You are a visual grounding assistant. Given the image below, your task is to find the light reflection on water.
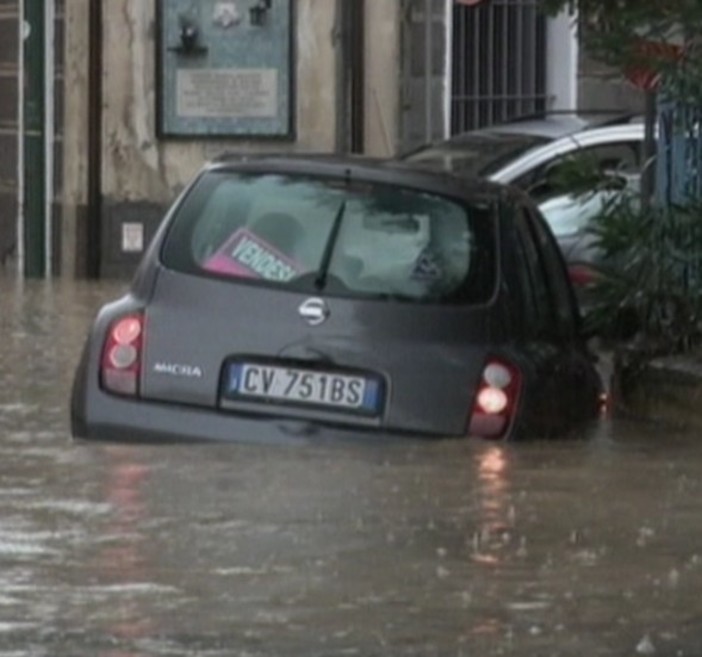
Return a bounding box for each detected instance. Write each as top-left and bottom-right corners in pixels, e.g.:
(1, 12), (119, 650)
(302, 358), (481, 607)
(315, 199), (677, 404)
(1, 278), (702, 656)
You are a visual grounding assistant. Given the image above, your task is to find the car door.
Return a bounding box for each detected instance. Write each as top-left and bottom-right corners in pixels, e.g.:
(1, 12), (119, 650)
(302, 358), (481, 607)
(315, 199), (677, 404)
(508, 203), (577, 435)
(521, 202), (600, 424)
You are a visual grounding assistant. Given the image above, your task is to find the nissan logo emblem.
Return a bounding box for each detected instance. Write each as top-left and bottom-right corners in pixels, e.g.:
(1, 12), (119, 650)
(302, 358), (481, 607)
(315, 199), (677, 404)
(298, 297), (330, 326)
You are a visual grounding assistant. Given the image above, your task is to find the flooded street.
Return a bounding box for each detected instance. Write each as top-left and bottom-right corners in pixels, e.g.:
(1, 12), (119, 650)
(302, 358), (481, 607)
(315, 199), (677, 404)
(1, 278), (702, 656)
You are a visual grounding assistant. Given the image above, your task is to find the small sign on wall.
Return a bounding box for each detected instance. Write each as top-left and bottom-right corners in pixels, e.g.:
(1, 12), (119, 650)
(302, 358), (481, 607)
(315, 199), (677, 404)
(176, 68), (278, 119)
(121, 222), (144, 253)
(157, 0), (294, 138)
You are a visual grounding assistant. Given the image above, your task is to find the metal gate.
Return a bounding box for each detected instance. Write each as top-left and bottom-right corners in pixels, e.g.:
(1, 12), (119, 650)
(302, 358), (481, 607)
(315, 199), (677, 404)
(0, 2), (19, 269)
(0, 1), (63, 277)
(400, 0), (550, 153)
(451, 0), (548, 133)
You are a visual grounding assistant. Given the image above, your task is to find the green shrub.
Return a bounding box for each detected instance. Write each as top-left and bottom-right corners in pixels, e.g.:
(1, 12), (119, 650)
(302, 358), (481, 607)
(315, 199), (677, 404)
(585, 196), (702, 354)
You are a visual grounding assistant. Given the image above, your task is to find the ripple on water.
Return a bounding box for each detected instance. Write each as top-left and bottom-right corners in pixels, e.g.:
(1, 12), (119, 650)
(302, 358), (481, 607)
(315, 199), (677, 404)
(0, 541), (58, 557)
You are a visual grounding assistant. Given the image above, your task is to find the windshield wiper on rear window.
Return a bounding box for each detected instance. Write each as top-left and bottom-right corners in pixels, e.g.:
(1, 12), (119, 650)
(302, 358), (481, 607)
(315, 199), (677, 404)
(314, 200), (347, 291)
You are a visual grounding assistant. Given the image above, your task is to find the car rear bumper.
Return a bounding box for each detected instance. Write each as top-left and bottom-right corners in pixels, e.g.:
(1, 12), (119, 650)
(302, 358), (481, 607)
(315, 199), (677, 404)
(71, 388), (455, 446)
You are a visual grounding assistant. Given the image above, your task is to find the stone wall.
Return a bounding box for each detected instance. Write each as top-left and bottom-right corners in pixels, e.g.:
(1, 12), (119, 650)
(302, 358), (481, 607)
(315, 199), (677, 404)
(364, 1), (401, 157)
(578, 48), (645, 113)
(63, 0), (402, 278)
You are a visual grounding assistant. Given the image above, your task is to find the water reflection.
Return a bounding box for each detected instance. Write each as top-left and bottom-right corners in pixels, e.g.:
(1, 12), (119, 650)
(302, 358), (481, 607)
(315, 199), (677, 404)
(94, 446), (156, 652)
(472, 445), (513, 565)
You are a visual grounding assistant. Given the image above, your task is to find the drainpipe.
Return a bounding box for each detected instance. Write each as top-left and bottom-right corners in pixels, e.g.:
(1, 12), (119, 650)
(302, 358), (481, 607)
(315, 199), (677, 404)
(86, 0), (103, 278)
(23, 0), (46, 278)
(334, 0), (349, 153)
(16, 0), (25, 276)
(424, 0), (433, 144)
(335, 0), (365, 154)
(44, 0), (55, 276)
(349, 0), (364, 153)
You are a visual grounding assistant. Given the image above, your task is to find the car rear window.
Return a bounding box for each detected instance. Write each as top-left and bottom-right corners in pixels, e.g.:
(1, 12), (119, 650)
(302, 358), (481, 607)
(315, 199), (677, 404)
(405, 133), (550, 178)
(161, 171), (496, 304)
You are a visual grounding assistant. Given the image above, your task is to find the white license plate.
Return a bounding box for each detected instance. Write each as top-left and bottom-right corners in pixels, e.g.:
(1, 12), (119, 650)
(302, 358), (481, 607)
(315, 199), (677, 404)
(227, 363), (378, 412)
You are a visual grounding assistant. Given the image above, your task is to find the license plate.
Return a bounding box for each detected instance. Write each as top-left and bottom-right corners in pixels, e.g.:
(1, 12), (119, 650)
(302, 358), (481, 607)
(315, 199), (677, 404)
(226, 363), (379, 413)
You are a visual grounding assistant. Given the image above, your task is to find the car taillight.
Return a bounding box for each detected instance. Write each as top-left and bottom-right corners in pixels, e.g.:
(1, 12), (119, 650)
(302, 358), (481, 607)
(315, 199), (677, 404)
(100, 314), (144, 396)
(468, 358), (522, 439)
(568, 263), (597, 287)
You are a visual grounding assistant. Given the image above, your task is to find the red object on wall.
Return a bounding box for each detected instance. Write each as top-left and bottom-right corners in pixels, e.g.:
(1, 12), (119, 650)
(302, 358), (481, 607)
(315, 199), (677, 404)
(625, 39), (685, 91)
(455, 0), (487, 6)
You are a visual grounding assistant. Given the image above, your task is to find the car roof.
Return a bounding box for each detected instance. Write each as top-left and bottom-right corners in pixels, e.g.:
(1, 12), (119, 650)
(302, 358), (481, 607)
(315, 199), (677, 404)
(205, 152), (511, 202)
(400, 112), (646, 183)
(446, 111), (643, 142)
(404, 112), (643, 157)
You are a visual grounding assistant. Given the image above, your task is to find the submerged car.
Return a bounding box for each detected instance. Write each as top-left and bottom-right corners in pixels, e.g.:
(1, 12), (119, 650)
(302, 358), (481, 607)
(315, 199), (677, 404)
(71, 155), (601, 443)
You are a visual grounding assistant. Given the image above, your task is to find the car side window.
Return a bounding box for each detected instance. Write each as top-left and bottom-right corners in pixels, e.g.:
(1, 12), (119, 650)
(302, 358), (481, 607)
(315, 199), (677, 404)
(513, 140), (642, 202)
(513, 206), (556, 337)
(523, 205), (579, 337)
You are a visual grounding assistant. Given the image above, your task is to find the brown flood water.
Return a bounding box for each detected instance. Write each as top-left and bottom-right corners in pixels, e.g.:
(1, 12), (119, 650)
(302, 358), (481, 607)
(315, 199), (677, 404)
(0, 277), (701, 656)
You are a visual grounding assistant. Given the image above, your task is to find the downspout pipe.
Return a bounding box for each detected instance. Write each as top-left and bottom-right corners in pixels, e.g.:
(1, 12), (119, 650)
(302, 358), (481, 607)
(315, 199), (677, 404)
(16, 0), (25, 276)
(44, 0), (55, 276)
(349, 0), (365, 153)
(87, 0), (102, 278)
(334, 0), (350, 153)
(22, 0), (47, 277)
(335, 0), (365, 154)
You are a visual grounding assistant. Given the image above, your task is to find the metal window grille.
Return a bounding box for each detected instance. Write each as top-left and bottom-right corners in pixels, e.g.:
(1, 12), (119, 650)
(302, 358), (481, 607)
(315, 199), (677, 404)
(451, 0), (548, 133)
(0, 3), (20, 268)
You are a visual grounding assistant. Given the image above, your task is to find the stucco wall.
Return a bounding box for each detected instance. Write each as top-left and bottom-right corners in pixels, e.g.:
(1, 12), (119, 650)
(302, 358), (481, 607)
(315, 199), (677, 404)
(62, 0), (91, 277)
(578, 51), (645, 113)
(364, 1), (400, 157)
(101, 0), (336, 201)
(64, 0), (342, 277)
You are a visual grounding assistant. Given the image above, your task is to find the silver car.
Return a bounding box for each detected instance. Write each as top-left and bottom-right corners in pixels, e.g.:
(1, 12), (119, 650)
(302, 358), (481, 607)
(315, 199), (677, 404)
(404, 113), (645, 291)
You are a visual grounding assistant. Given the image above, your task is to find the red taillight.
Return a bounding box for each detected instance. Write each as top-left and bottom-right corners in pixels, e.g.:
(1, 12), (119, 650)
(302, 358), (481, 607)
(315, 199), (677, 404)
(568, 263), (597, 287)
(469, 359), (522, 439)
(100, 314), (144, 396)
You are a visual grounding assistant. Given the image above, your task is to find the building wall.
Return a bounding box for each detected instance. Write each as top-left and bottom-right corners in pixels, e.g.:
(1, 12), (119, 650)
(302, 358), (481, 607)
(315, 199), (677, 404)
(62, 0), (90, 278)
(55, 1), (644, 279)
(101, 0), (339, 207)
(578, 52), (645, 113)
(103, 0), (337, 277)
(66, 0), (387, 278)
(364, 1), (401, 157)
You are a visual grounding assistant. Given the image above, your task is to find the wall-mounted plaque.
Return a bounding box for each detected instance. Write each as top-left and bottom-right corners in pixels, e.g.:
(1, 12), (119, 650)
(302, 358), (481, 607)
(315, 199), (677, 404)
(157, 0), (294, 138)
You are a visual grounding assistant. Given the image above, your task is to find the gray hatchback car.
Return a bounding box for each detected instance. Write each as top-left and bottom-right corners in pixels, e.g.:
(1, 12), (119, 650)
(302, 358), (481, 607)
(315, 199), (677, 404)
(71, 155), (601, 443)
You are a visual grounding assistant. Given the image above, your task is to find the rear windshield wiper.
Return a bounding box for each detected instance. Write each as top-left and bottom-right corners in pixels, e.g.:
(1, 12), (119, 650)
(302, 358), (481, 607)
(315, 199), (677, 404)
(314, 200), (347, 291)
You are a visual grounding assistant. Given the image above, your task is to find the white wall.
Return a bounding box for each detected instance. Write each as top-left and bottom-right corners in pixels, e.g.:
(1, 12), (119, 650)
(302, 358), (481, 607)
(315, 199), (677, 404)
(546, 10), (579, 110)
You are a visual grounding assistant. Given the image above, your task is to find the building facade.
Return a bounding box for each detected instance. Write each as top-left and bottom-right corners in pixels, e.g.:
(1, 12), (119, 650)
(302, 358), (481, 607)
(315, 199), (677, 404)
(61, 0), (402, 278)
(0, 0), (64, 278)
(2, 0), (639, 280)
